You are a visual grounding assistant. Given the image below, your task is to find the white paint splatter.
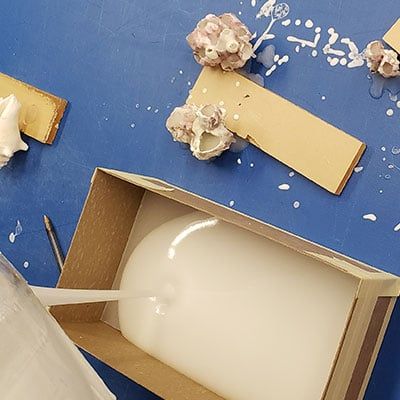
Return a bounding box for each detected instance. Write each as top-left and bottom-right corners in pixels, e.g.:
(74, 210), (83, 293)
(229, 200), (235, 207)
(282, 19), (291, 26)
(202, 88), (208, 93)
(154, 108), (159, 113)
(274, 54), (280, 63)
(354, 166), (364, 173)
(179, 70), (184, 75)
(250, 162), (255, 168)
(233, 114), (240, 121)
(219, 101), (225, 106)
(293, 201), (300, 209)
(340, 58), (348, 66)
(295, 19), (301, 26)
(289, 171), (295, 177)
(287, 32), (321, 51)
(278, 55), (289, 65)
(312, 50), (318, 57)
(130, 123), (136, 129)
(397, 101), (400, 109)
(237, 158), (242, 165)
(363, 214), (377, 222)
(146, 106), (152, 111)
(305, 19), (314, 28)
(135, 103), (140, 109)
(329, 57), (339, 67)
(235, 81), (241, 87)
(381, 146), (386, 152)
(266, 64), (277, 76)
(315, 27), (321, 33)
(394, 223), (400, 232)
(386, 108), (394, 117)
(295, 45), (300, 53)
(278, 183), (290, 190)
(321, 95), (326, 101)
(391, 146), (400, 155)
(251, 0), (257, 6)
(23, 261), (29, 269)
(8, 220), (22, 244)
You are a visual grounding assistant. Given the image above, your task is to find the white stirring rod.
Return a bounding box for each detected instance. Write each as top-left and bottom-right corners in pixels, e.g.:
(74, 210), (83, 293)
(30, 286), (151, 307)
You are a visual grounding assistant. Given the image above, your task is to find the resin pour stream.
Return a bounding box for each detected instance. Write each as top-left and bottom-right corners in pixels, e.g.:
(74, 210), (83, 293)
(118, 212), (358, 400)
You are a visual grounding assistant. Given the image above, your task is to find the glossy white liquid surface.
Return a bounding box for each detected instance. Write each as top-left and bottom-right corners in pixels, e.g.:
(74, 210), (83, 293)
(119, 212), (358, 400)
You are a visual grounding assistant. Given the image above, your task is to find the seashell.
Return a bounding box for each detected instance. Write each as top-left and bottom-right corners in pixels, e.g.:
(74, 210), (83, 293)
(187, 13), (253, 71)
(364, 40), (400, 78)
(166, 104), (235, 160)
(378, 49), (400, 78)
(0, 94), (28, 169)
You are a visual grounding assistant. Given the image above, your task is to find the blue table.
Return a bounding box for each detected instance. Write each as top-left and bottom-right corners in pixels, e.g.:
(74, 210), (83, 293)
(1, 0), (399, 398)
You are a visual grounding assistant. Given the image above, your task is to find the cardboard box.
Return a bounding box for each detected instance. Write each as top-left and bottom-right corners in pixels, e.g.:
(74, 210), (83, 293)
(52, 168), (400, 400)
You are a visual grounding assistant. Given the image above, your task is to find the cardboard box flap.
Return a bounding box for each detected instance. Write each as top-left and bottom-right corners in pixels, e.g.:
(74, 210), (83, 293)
(100, 168), (399, 287)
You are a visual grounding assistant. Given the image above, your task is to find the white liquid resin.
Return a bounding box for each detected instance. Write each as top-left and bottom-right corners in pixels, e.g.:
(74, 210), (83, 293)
(119, 212), (358, 400)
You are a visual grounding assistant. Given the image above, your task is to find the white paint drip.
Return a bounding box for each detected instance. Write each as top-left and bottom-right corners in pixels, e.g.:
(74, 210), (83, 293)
(386, 109), (394, 117)
(251, 0), (257, 6)
(278, 55), (289, 65)
(287, 32), (321, 50)
(274, 54), (280, 63)
(237, 158), (242, 165)
(305, 19), (314, 28)
(341, 38), (364, 68)
(9, 220), (22, 244)
(394, 223), (400, 232)
(266, 64), (277, 76)
(354, 166), (364, 173)
(282, 19), (291, 26)
(23, 261), (29, 269)
(295, 45), (300, 53)
(229, 200), (235, 207)
(363, 214), (377, 222)
(278, 183), (290, 190)
(293, 201), (300, 209)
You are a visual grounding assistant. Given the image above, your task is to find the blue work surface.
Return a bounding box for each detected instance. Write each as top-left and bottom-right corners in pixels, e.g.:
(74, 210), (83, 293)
(0, 0), (399, 398)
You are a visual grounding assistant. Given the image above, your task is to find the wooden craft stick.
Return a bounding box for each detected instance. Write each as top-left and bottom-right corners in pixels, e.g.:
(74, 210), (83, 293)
(0, 72), (67, 144)
(187, 67), (366, 195)
(384, 18), (400, 53)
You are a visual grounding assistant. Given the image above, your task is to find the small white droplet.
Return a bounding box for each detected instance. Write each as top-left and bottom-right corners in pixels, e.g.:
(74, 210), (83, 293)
(23, 261), (29, 269)
(293, 201), (300, 209)
(295, 45), (300, 53)
(147, 106), (152, 111)
(281, 19), (291, 27)
(386, 108), (394, 117)
(354, 166), (363, 173)
(202, 88), (208, 93)
(396, 100), (400, 109)
(104, 117), (109, 121)
(312, 50), (318, 57)
(274, 54), (280, 63)
(229, 200), (235, 207)
(289, 171), (295, 177)
(321, 95), (326, 101)
(381, 146), (386, 152)
(295, 19), (301, 26)
(8, 232), (15, 244)
(219, 100), (225, 106)
(235, 81), (241, 87)
(379, 189), (383, 194)
(130, 123), (136, 129)
(340, 58), (348, 66)
(394, 223), (400, 232)
(179, 70), (183, 75)
(363, 213), (377, 222)
(238, 11), (242, 15)
(187, 81), (192, 86)
(170, 77), (176, 84)
(388, 164), (395, 169)
(154, 108), (159, 113)
(237, 158), (242, 165)
(305, 19), (313, 28)
(250, 162), (255, 168)
(233, 114), (240, 121)
(135, 103), (140, 109)
(278, 183), (290, 191)
(315, 27), (321, 33)
(383, 157), (386, 161)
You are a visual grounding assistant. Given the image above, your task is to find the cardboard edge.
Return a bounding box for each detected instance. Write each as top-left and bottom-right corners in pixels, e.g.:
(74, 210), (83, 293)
(0, 71), (68, 144)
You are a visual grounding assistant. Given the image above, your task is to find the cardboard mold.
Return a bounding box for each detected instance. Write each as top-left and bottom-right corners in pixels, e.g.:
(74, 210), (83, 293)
(0, 72), (67, 144)
(187, 67), (366, 195)
(52, 168), (400, 400)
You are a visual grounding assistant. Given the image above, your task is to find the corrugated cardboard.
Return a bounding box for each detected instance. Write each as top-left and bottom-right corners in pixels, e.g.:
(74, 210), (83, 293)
(52, 168), (400, 400)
